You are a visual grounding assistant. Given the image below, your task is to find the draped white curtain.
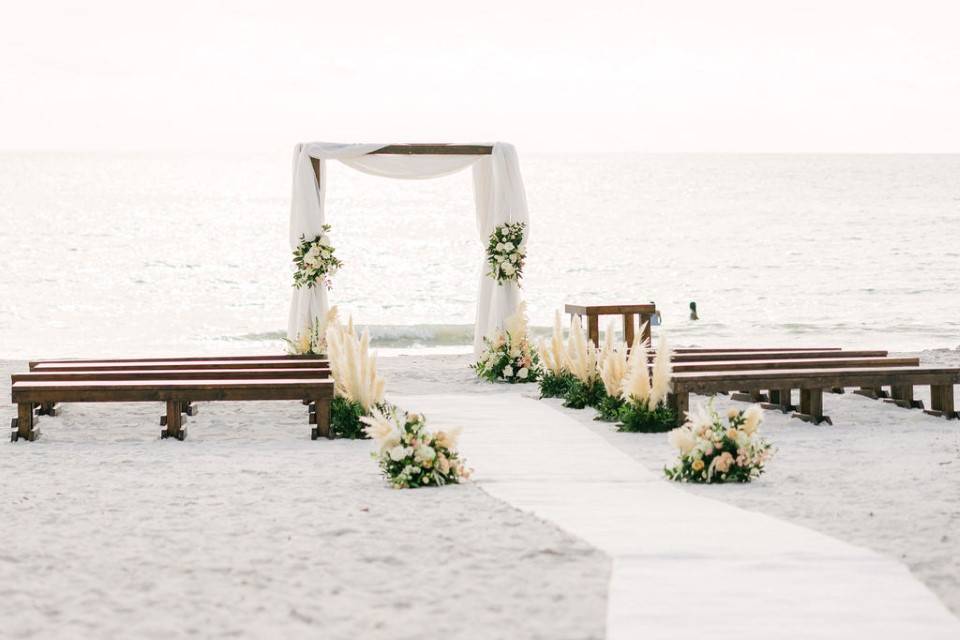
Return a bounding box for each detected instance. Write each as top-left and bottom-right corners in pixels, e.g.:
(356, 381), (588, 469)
(288, 142), (529, 356)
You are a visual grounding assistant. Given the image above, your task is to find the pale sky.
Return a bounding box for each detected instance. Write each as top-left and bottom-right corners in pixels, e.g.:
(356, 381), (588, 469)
(2, 0), (959, 152)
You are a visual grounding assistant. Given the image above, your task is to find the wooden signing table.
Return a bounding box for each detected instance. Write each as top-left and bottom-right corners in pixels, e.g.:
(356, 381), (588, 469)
(565, 303), (656, 347)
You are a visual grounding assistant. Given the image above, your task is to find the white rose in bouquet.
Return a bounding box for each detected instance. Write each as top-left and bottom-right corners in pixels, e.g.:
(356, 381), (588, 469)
(502, 263), (516, 276)
(502, 365), (514, 377)
(388, 445), (408, 461)
(510, 253), (520, 262)
(504, 242), (515, 251)
(518, 367), (529, 379)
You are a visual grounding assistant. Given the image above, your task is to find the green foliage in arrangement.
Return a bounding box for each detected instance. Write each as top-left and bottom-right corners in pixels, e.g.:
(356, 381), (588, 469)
(331, 397), (398, 440)
(538, 371), (576, 398)
(617, 400), (677, 433)
(330, 396), (368, 439)
(595, 394), (625, 422)
(562, 378), (606, 410)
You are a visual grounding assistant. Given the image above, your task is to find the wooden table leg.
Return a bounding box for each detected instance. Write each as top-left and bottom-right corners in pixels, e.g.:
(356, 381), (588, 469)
(161, 400), (186, 440)
(587, 314), (600, 347)
(622, 313), (635, 348)
(12, 402), (37, 442)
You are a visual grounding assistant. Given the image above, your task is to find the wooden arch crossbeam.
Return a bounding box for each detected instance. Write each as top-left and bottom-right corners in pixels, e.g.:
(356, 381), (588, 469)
(310, 143), (494, 180)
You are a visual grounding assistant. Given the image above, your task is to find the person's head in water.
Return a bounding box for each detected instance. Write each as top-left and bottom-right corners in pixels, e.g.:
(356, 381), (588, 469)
(689, 301), (699, 321)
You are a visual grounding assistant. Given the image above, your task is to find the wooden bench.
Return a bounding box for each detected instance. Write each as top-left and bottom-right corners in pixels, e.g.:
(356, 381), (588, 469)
(28, 354), (322, 368)
(10, 378), (334, 442)
(29, 358), (328, 372)
(668, 356), (918, 373)
(566, 303), (657, 347)
(667, 350), (887, 363)
(667, 367), (959, 425)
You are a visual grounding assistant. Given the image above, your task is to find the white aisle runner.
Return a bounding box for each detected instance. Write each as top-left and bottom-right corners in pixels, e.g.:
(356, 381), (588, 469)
(395, 393), (959, 640)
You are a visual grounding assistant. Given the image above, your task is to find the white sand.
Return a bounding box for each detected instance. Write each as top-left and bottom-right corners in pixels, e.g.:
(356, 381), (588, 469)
(3, 350), (959, 637)
(0, 359), (608, 640)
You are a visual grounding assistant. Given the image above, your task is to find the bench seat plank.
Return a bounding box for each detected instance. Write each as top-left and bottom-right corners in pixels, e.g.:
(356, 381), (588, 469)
(12, 378), (333, 404)
(668, 357), (918, 373)
(13, 368), (331, 383)
(29, 354), (321, 368)
(30, 359), (328, 372)
(667, 350), (887, 363)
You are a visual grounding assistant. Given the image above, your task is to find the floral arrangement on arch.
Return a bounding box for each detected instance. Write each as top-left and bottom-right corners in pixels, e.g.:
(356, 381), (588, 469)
(286, 306), (339, 356)
(472, 302), (541, 383)
(362, 407), (471, 489)
(664, 403), (773, 483)
(486, 222), (526, 284)
(293, 224), (343, 289)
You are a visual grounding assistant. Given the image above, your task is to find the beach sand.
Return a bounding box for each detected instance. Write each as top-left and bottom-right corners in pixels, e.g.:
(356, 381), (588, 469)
(2, 349), (958, 637)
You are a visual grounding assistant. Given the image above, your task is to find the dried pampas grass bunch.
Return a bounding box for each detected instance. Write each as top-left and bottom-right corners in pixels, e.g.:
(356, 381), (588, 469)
(326, 317), (385, 412)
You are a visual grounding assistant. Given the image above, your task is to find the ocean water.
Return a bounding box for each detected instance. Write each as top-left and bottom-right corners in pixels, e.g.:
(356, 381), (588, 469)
(1, 152), (958, 358)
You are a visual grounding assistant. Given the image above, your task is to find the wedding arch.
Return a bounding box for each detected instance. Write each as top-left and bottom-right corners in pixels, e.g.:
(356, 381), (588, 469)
(288, 142), (529, 355)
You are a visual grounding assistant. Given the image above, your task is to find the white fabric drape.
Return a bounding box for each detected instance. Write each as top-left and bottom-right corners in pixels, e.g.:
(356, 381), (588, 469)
(288, 142), (529, 356)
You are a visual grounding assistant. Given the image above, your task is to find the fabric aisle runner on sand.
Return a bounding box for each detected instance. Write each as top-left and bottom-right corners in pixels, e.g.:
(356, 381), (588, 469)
(394, 392), (960, 640)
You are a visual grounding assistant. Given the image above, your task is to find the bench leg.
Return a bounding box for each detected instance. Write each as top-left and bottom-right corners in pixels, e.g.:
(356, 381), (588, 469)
(887, 384), (923, 410)
(161, 401), (187, 440)
(731, 390), (769, 403)
(763, 388), (794, 413)
(794, 389), (832, 425)
(11, 403), (38, 442)
(310, 398), (332, 440)
(35, 401), (61, 417)
(667, 391), (689, 427)
(854, 386), (888, 400)
(925, 384), (958, 419)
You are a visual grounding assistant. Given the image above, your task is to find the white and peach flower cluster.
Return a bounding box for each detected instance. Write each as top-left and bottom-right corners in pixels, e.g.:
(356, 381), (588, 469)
(664, 402), (773, 484)
(293, 224), (343, 289)
(486, 221), (527, 284)
(473, 302), (541, 383)
(287, 306), (339, 356)
(361, 407), (471, 489)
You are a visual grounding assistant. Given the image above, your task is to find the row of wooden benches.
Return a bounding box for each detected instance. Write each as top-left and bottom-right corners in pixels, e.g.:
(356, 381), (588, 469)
(10, 348), (958, 442)
(11, 355), (334, 442)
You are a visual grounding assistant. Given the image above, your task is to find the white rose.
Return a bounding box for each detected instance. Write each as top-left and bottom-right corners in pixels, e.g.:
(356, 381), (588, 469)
(502, 263), (515, 276)
(510, 253), (520, 263)
(504, 242), (515, 251)
(502, 365), (514, 377)
(495, 242), (505, 251)
(388, 445), (407, 461)
(518, 367), (529, 379)
(415, 445), (436, 463)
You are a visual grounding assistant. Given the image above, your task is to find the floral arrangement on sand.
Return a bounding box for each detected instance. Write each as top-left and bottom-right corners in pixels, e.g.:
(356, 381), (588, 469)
(362, 407), (471, 489)
(293, 224), (343, 289)
(472, 302), (541, 383)
(664, 403), (773, 483)
(615, 332), (675, 432)
(286, 306), (339, 356)
(325, 315), (391, 438)
(537, 311), (577, 398)
(486, 222), (526, 284)
(536, 311), (676, 431)
(558, 315), (604, 409)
